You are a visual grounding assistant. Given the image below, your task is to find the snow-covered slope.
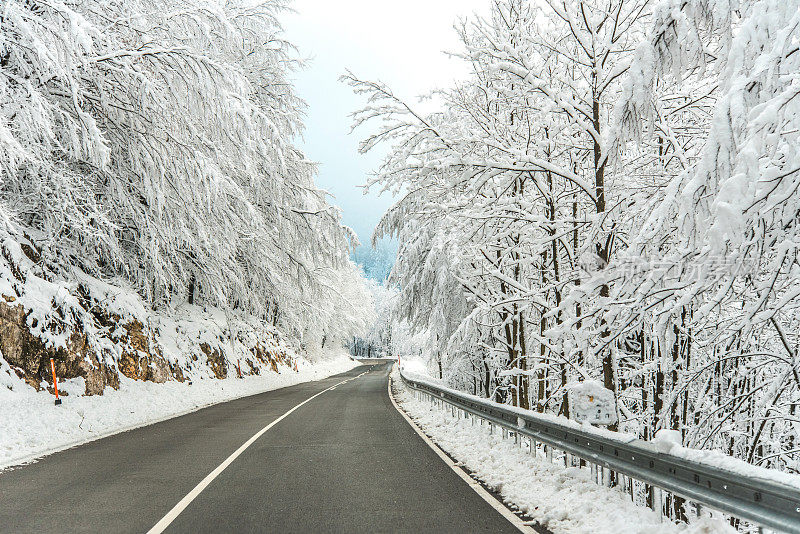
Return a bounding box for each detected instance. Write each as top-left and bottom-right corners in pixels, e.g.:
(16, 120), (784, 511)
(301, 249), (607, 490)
(0, 234), (360, 469)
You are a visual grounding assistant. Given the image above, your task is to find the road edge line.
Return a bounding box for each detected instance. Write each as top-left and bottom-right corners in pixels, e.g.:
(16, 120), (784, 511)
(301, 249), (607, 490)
(387, 369), (535, 534)
(147, 370), (368, 534)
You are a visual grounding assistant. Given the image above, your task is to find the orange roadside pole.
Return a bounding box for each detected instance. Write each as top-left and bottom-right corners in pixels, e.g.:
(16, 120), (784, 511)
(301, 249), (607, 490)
(237, 359), (242, 378)
(49, 358), (61, 405)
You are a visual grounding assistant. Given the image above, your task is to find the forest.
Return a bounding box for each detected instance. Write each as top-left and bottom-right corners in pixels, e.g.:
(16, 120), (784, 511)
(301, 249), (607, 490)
(349, 0), (800, 475)
(0, 0), (370, 356)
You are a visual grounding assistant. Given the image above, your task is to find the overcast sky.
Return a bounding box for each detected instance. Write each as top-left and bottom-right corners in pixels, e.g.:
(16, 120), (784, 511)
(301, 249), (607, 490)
(283, 0), (488, 246)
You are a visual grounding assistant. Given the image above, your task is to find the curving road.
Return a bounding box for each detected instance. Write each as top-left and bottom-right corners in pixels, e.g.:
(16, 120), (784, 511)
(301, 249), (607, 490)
(0, 360), (523, 533)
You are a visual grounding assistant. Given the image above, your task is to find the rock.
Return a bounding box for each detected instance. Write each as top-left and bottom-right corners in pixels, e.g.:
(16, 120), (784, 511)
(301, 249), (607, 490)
(253, 345), (279, 372)
(46, 385), (68, 396)
(117, 320), (176, 383)
(82, 364), (107, 396)
(0, 300), (48, 376)
(199, 343), (227, 378)
(149, 356), (171, 383)
(169, 360), (186, 382)
(1, 285), (294, 397)
(0, 299), (124, 396)
(245, 358), (259, 375)
(118, 351), (149, 381)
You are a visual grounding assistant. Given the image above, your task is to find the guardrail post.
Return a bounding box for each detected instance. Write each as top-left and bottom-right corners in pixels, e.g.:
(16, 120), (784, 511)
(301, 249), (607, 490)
(546, 445), (553, 463)
(653, 487), (663, 521)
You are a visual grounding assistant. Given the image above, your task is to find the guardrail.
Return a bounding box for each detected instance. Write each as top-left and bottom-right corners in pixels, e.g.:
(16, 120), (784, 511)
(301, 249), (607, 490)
(397, 368), (800, 534)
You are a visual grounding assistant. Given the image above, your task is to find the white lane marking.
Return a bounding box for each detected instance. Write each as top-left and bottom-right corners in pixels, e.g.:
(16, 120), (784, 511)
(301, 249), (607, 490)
(387, 370), (535, 534)
(148, 370), (368, 534)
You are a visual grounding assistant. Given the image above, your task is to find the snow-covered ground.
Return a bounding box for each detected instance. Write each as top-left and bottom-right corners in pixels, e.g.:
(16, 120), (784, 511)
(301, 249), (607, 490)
(390, 366), (736, 534)
(0, 350), (358, 471)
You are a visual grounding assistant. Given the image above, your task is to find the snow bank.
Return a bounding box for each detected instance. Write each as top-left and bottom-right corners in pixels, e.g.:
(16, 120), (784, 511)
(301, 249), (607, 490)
(0, 349), (357, 470)
(391, 368), (735, 534)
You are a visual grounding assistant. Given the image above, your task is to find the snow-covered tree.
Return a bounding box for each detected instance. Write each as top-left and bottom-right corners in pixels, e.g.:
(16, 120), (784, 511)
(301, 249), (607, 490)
(348, 0), (800, 475)
(0, 0), (366, 351)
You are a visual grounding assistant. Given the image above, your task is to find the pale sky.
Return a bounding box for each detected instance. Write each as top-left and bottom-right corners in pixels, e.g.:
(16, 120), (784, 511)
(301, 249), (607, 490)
(283, 0), (488, 245)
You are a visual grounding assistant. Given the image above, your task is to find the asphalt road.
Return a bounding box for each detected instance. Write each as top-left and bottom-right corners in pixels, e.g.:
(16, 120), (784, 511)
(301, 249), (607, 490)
(0, 360), (521, 533)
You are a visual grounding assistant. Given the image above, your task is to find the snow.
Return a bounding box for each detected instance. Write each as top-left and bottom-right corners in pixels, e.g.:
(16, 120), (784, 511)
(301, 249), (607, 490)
(567, 380), (617, 426)
(398, 356), (429, 377)
(670, 444), (800, 492)
(391, 368), (736, 534)
(652, 429), (683, 454)
(0, 350), (358, 471)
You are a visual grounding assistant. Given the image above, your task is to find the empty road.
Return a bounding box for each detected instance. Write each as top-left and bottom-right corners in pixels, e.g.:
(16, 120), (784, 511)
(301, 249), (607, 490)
(0, 361), (523, 533)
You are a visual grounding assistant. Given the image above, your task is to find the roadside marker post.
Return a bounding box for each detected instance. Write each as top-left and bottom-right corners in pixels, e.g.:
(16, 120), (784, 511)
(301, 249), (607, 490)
(49, 358), (61, 405)
(237, 359), (242, 379)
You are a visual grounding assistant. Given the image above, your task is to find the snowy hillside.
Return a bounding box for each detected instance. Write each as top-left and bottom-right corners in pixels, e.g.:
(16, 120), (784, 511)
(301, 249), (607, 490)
(0, 0), (373, 466)
(0, 231), (361, 468)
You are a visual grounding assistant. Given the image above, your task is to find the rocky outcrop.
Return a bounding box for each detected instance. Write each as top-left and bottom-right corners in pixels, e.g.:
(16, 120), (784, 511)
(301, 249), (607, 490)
(199, 343), (227, 379)
(0, 299), (118, 395)
(116, 321), (173, 383)
(0, 285), (299, 398)
(0, 234), (300, 398)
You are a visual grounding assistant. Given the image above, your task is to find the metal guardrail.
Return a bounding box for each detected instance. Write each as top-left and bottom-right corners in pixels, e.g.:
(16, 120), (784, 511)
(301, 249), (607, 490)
(398, 369), (800, 534)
